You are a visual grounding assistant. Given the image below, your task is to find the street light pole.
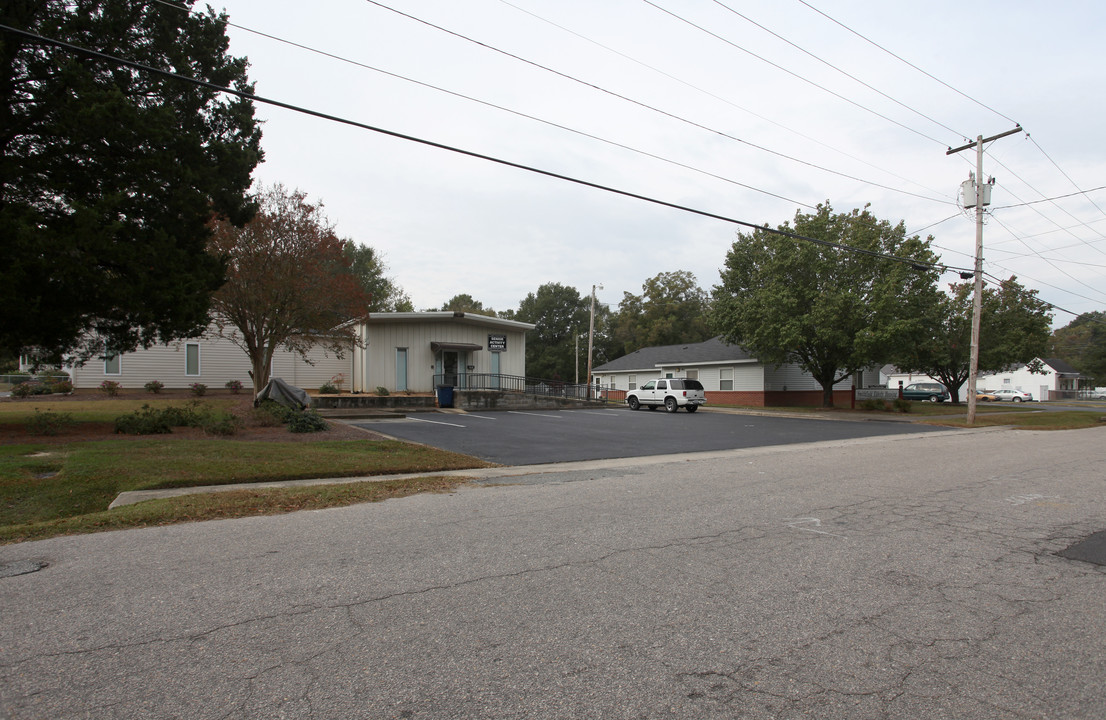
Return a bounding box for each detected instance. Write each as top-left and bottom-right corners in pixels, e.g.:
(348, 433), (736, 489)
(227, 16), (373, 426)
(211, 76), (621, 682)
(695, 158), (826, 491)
(586, 284), (603, 399)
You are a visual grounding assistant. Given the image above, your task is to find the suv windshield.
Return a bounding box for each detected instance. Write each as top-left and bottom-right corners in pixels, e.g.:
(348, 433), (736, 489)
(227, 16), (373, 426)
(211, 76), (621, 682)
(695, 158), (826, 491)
(670, 379), (704, 390)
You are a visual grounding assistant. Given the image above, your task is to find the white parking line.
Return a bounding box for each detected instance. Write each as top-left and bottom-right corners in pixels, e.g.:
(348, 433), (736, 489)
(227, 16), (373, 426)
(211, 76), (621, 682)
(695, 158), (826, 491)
(563, 410), (623, 416)
(409, 417), (467, 428)
(463, 414), (498, 420)
(507, 411), (563, 419)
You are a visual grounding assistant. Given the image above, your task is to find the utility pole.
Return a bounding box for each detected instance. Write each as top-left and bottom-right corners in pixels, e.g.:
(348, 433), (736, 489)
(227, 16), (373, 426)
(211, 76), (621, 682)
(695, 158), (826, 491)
(946, 125), (1021, 424)
(586, 284), (603, 399)
(574, 326), (579, 385)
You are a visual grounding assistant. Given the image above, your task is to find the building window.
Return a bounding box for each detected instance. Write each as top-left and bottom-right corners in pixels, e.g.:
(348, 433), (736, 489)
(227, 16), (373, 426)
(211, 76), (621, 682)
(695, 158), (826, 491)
(396, 348), (408, 392)
(628, 374), (637, 390)
(686, 369), (699, 380)
(720, 367), (733, 391)
(104, 354), (121, 376)
(185, 343), (201, 376)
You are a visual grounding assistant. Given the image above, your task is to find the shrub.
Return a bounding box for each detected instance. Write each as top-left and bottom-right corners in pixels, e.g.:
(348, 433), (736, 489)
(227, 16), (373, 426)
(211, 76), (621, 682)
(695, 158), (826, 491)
(144, 380), (164, 394)
(287, 409), (328, 433)
(25, 409), (76, 436)
(225, 379), (244, 394)
(251, 399), (295, 426)
(331, 373), (346, 392)
(49, 380), (73, 394)
(113, 401), (210, 435)
(11, 381), (47, 398)
(114, 405), (173, 435)
(317, 380), (339, 394)
(189, 382), (207, 397)
(893, 398), (912, 413)
(859, 398), (888, 412)
(99, 380), (121, 397)
(160, 401), (206, 428)
(374, 386), (390, 396)
(202, 413), (243, 436)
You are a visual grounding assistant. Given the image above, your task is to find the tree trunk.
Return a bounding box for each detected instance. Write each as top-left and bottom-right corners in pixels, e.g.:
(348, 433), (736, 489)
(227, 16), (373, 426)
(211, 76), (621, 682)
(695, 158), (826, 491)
(821, 382), (835, 408)
(251, 354), (271, 397)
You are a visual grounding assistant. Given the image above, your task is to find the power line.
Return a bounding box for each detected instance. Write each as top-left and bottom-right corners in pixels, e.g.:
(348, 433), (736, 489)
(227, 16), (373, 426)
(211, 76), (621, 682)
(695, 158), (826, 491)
(1028, 135), (1106, 221)
(988, 215), (1106, 301)
(494, 0), (950, 201)
(990, 184), (1106, 210)
(642, 0), (947, 146)
(360, 0), (951, 205)
(0, 22), (964, 278)
(795, 0), (1020, 129)
(148, 0), (817, 210)
(709, 0), (966, 139)
(985, 153), (1106, 258)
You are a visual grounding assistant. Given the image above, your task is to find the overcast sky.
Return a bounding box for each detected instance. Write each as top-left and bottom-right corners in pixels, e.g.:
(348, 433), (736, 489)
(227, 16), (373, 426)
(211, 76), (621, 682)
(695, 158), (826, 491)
(210, 0), (1105, 325)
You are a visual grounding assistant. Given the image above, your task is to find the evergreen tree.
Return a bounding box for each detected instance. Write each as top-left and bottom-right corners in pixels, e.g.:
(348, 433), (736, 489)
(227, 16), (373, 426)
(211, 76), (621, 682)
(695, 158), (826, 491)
(0, 0), (262, 360)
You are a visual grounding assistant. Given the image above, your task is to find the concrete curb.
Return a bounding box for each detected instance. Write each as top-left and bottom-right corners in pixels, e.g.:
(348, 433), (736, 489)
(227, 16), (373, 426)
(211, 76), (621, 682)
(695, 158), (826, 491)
(108, 426), (998, 509)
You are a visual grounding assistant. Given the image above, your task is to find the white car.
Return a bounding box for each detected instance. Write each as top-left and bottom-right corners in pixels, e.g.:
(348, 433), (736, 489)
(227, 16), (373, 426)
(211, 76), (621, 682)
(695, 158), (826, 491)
(992, 389), (1033, 402)
(626, 378), (706, 413)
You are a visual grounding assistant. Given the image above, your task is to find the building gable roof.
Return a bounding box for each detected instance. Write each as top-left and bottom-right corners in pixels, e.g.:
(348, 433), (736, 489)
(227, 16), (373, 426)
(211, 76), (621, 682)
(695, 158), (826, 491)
(593, 336), (754, 373)
(364, 311), (535, 332)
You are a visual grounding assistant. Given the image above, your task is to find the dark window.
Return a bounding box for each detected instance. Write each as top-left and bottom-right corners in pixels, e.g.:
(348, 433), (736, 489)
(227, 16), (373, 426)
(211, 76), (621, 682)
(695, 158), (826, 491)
(670, 379), (704, 390)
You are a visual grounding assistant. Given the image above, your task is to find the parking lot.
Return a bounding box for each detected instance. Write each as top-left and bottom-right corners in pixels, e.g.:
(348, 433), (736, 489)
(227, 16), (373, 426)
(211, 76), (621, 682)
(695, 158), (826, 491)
(354, 407), (952, 465)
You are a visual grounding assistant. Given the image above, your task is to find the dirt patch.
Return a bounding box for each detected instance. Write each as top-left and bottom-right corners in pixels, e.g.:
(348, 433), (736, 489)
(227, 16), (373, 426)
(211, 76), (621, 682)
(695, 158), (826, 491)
(0, 390), (389, 444)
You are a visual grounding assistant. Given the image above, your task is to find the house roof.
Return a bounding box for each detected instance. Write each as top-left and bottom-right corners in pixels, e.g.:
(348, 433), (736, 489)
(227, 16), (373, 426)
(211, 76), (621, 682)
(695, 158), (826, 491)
(363, 311), (535, 331)
(1043, 357), (1080, 374)
(593, 336), (755, 373)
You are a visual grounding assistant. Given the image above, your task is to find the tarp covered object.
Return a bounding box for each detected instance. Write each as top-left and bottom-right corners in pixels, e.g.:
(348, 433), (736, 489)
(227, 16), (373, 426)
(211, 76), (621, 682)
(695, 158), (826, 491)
(254, 377), (310, 410)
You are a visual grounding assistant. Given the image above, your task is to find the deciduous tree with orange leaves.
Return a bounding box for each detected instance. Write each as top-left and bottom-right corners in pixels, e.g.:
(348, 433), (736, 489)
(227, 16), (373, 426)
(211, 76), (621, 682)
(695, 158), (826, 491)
(208, 184), (370, 393)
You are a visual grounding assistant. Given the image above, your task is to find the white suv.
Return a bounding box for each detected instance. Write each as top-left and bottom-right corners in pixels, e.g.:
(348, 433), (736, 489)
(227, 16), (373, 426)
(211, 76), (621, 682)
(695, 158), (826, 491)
(626, 378), (706, 413)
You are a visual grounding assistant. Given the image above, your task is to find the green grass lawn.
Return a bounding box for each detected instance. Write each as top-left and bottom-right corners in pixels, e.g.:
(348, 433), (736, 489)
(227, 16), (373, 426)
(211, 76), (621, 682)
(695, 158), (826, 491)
(0, 438), (490, 544)
(0, 393), (493, 544)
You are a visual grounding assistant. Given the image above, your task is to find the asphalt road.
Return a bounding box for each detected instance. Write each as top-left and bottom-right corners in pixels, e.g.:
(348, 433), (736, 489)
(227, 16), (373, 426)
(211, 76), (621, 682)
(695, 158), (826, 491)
(354, 407), (950, 465)
(3, 426), (1106, 719)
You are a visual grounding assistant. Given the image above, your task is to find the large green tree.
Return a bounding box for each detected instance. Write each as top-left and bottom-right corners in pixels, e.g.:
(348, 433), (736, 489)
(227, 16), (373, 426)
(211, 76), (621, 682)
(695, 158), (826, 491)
(713, 203), (941, 407)
(0, 0), (262, 362)
(344, 243), (413, 312)
(896, 278), (1052, 402)
(514, 283), (590, 381)
(610, 270), (714, 356)
(439, 294), (494, 316)
(1050, 311), (1106, 386)
(209, 185), (369, 393)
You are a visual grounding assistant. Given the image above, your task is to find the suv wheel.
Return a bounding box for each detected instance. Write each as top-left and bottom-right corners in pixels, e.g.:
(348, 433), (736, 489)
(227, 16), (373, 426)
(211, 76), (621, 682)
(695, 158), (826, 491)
(627, 396), (640, 411)
(927, 395), (939, 403)
(664, 397), (678, 413)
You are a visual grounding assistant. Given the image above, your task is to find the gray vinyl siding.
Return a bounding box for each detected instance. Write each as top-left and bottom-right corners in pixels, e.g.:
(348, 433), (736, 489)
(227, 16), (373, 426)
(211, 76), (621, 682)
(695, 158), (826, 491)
(359, 321), (527, 393)
(67, 330), (349, 391)
(764, 364), (851, 391)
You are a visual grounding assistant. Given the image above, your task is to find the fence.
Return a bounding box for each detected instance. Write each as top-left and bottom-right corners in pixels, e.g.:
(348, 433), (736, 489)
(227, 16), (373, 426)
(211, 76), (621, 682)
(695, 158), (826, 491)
(433, 373), (625, 403)
(0, 373), (71, 392)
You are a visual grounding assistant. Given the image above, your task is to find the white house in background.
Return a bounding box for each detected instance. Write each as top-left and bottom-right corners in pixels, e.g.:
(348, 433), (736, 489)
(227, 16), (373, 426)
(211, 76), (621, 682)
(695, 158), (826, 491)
(979, 358), (1084, 400)
(591, 336), (882, 407)
(349, 312), (534, 393)
(884, 357), (1085, 401)
(65, 312), (535, 394)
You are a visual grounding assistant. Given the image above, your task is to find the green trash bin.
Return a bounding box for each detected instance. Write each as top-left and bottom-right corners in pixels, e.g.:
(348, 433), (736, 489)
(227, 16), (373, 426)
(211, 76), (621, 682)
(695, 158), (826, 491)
(436, 385), (454, 408)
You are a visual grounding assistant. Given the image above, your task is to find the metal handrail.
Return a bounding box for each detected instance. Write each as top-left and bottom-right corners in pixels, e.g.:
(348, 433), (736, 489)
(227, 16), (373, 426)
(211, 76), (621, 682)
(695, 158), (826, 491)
(433, 373), (624, 402)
